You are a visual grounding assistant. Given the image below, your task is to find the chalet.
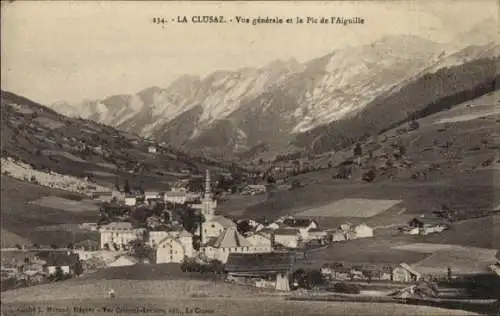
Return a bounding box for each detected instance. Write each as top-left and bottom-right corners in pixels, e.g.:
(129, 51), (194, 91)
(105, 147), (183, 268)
(42, 252), (79, 276)
(156, 230), (194, 263)
(489, 261), (500, 276)
(225, 252), (295, 291)
(304, 228), (329, 242)
(124, 196), (136, 206)
(406, 217), (448, 235)
(282, 218), (319, 238)
(353, 224), (374, 238)
(99, 222), (146, 250)
(274, 228), (301, 249)
(392, 263), (422, 283)
(20, 270), (46, 284)
(164, 191), (188, 205)
(331, 231), (347, 242)
(144, 191), (161, 200)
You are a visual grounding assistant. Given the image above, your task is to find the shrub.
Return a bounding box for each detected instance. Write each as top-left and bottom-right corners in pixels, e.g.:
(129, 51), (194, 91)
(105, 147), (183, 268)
(331, 282), (361, 294)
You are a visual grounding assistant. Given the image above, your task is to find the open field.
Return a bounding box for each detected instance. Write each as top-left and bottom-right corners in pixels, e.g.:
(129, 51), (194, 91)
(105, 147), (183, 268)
(0, 229), (31, 248)
(1, 176), (100, 247)
(392, 243), (498, 255)
(430, 92), (500, 125)
(298, 235), (431, 269)
(392, 243), (499, 274)
(243, 170), (497, 221)
(1, 298), (476, 316)
(413, 251), (498, 275)
(29, 196), (99, 212)
(1, 264), (479, 316)
(297, 198), (402, 218)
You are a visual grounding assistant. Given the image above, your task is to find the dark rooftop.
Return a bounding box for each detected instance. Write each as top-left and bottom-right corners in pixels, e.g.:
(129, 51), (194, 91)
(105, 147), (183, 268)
(38, 252), (79, 267)
(283, 218), (316, 228)
(225, 252), (295, 273)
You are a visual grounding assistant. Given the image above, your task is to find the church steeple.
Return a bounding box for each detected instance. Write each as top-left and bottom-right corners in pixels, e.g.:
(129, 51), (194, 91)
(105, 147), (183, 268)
(204, 169), (212, 199)
(194, 169), (216, 221)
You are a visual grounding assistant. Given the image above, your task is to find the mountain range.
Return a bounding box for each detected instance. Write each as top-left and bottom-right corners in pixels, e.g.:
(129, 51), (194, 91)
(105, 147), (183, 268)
(49, 18), (499, 159)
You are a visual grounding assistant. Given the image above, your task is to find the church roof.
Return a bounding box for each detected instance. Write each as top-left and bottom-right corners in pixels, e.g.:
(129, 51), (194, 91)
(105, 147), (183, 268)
(210, 227), (253, 248)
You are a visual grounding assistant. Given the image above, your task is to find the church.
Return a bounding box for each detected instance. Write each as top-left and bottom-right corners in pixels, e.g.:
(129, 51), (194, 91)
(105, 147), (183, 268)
(195, 170), (273, 263)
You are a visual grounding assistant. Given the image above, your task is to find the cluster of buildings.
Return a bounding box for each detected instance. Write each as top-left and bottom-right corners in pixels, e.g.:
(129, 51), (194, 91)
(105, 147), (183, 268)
(97, 170), (277, 265)
(95, 169), (380, 272)
(1, 157), (110, 196)
(320, 262), (422, 283)
(1, 251), (81, 291)
(241, 184), (267, 196)
(400, 217), (449, 236)
(93, 185), (201, 207)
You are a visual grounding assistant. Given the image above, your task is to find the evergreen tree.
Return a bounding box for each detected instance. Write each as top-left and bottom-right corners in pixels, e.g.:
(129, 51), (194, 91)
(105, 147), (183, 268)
(74, 260), (84, 276)
(54, 266), (64, 281)
(124, 180), (131, 194)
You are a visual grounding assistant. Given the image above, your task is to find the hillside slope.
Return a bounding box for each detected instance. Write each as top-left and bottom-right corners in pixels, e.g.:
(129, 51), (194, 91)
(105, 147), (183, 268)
(227, 91), (500, 250)
(1, 90), (228, 191)
(294, 55), (499, 153)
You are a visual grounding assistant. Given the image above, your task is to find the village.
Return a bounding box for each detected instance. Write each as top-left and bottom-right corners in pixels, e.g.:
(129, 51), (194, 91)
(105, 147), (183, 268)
(4, 166), (497, 303)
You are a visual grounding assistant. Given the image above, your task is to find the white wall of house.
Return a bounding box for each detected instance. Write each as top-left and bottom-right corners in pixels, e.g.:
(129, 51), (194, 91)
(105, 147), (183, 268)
(304, 231), (328, 242)
(354, 225), (373, 238)
(124, 197), (136, 206)
(100, 229), (144, 250)
(203, 245), (272, 263)
(164, 194), (187, 204)
(246, 234), (272, 248)
(46, 265), (70, 275)
(156, 238), (186, 263)
(145, 192), (161, 200)
(274, 234), (299, 248)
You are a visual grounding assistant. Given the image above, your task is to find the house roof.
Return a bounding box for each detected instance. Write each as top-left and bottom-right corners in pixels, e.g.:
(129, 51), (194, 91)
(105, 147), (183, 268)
(355, 223), (372, 229)
(399, 263), (422, 277)
(165, 191), (187, 197)
(225, 252), (295, 273)
(210, 215), (236, 228)
(408, 217), (444, 227)
(274, 228), (300, 236)
(282, 218), (316, 228)
(100, 222), (133, 230)
(208, 227), (253, 248)
(44, 253), (79, 267)
(308, 228), (325, 233)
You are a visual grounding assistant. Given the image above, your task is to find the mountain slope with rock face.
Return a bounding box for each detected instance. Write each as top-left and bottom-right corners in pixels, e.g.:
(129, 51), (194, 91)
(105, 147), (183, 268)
(49, 20), (498, 158)
(52, 35), (443, 153)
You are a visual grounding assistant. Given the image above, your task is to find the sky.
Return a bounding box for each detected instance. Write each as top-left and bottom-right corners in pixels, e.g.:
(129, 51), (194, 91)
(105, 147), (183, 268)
(1, 0), (497, 105)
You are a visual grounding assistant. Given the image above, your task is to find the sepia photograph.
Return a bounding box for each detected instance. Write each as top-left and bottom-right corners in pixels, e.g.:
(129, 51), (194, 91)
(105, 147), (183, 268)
(1, 0), (499, 315)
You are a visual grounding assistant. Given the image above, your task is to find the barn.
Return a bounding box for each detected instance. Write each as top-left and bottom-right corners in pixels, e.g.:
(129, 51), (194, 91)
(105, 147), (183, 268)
(224, 252), (296, 291)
